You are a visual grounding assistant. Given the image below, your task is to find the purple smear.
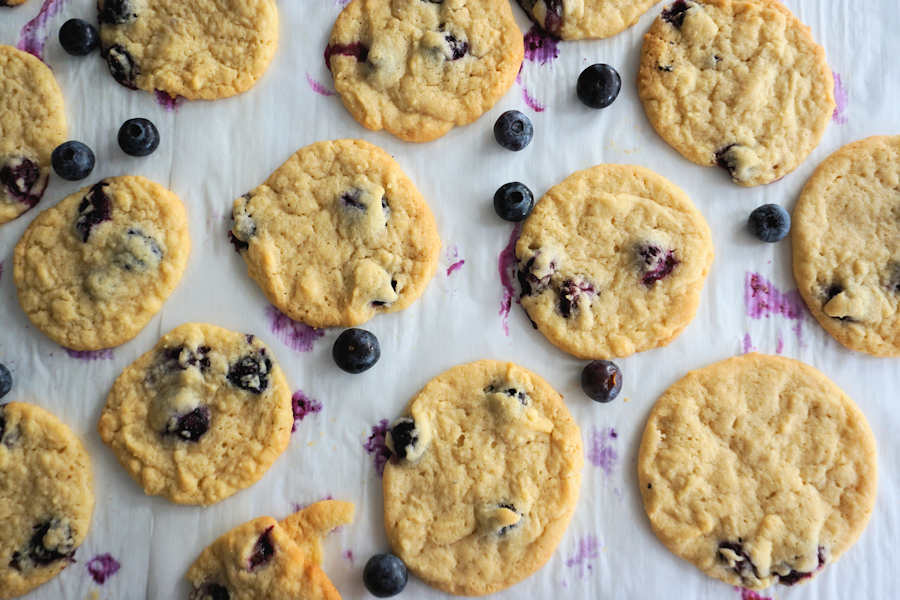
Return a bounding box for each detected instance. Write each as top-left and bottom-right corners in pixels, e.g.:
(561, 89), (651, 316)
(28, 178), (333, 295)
(155, 90), (184, 111)
(737, 588), (773, 600)
(565, 535), (600, 578)
(498, 224), (522, 336)
(523, 26), (559, 65)
(306, 73), (335, 96)
(16, 0), (70, 61)
(744, 272), (804, 320)
(741, 333), (756, 354)
(266, 305), (324, 352)
(343, 549), (354, 563)
(363, 419), (391, 477)
(291, 390), (322, 432)
(832, 72), (848, 124)
(86, 554), (120, 584)
(775, 331), (784, 354)
(588, 427), (618, 476)
(66, 348), (114, 360)
(521, 85), (546, 112)
(446, 260), (465, 276)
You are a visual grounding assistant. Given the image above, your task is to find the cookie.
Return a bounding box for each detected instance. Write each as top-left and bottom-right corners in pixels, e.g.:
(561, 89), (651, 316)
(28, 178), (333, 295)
(1, 1), (29, 6)
(280, 500), (355, 568)
(793, 135), (900, 357)
(230, 139), (440, 328)
(325, 0), (524, 142)
(638, 353), (878, 590)
(96, 0), (278, 99)
(0, 45), (66, 224)
(515, 164), (714, 359)
(638, 0), (834, 186)
(382, 360), (583, 595)
(518, 0), (657, 40)
(13, 176), (190, 351)
(0, 402), (94, 600)
(98, 323), (293, 505)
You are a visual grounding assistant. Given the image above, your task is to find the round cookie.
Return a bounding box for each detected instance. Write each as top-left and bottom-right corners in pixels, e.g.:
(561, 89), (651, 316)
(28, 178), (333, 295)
(230, 139), (440, 328)
(13, 176), (190, 351)
(0, 45), (67, 224)
(98, 323), (293, 505)
(0, 402), (94, 600)
(793, 135), (900, 357)
(325, 0), (524, 142)
(638, 353), (878, 590)
(638, 0), (834, 186)
(382, 360), (583, 595)
(518, 0), (657, 40)
(515, 164), (714, 359)
(96, 0), (278, 100)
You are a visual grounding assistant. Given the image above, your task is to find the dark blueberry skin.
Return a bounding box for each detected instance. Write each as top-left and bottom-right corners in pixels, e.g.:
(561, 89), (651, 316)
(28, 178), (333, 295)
(444, 34), (468, 60)
(104, 44), (139, 89)
(557, 279), (595, 318)
(823, 284), (853, 321)
(371, 279), (398, 307)
(363, 553), (408, 598)
(0, 364), (11, 399)
(116, 229), (163, 271)
(889, 263), (900, 293)
(778, 546), (826, 585)
(717, 540), (760, 581)
(714, 144), (741, 179)
(662, 0), (690, 28)
(493, 182), (534, 222)
(388, 418), (417, 460)
(160, 345), (211, 372)
(748, 204), (791, 243)
(248, 526), (275, 571)
(523, 0), (564, 37)
(98, 0), (137, 25)
(576, 64), (621, 109)
(59, 19), (99, 55)
(324, 42), (369, 71)
(51, 141), (95, 181)
(9, 520), (74, 571)
(190, 583), (230, 600)
(74, 182), (112, 242)
(516, 255), (556, 297)
(486, 384), (528, 406)
(581, 360), (623, 403)
(166, 406), (210, 442)
(636, 244), (679, 286)
(118, 118), (160, 157)
(1, 157), (44, 207)
(493, 110), (533, 152)
(332, 328), (380, 374)
(226, 352), (272, 394)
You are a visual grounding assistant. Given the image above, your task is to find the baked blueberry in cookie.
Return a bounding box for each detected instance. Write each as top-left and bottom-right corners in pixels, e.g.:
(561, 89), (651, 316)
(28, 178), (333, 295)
(323, 42), (369, 68)
(98, 0), (137, 25)
(661, 0), (690, 28)
(635, 243), (679, 286)
(9, 519), (76, 571)
(189, 583), (230, 600)
(557, 278), (596, 318)
(73, 181), (112, 242)
(104, 44), (139, 89)
(165, 406), (210, 442)
(226, 351), (272, 394)
(1, 157), (46, 208)
(386, 418), (421, 461)
(248, 526), (275, 571)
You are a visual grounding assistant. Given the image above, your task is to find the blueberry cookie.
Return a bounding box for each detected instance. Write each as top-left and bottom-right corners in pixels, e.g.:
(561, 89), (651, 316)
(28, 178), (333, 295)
(326, 0), (524, 142)
(1, 1), (28, 6)
(518, 0), (657, 40)
(638, 0), (834, 186)
(793, 136), (900, 357)
(0, 45), (67, 224)
(280, 500), (355, 568)
(515, 164), (713, 359)
(638, 354), (877, 590)
(230, 139), (440, 328)
(13, 176), (190, 351)
(98, 323), (293, 505)
(382, 360), (583, 595)
(97, 0), (278, 99)
(0, 402), (94, 600)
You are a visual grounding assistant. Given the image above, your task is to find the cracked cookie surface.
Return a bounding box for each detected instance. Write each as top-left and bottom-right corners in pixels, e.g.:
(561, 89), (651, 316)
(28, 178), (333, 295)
(638, 353), (877, 590)
(638, 0), (834, 186)
(518, 0), (657, 40)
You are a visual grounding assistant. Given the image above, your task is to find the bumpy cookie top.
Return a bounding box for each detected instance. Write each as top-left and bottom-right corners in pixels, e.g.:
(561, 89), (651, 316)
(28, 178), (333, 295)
(638, 0), (834, 186)
(516, 164), (713, 359)
(231, 139), (440, 328)
(13, 176), (190, 350)
(97, 0), (279, 99)
(326, 0), (524, 142)
(280, 500), (355, 568)
(793, 135), (900, 357)
(98, 323), (293, 505)
(0, 402), (94, 600)
(382, 360), (583, 595)
(0, 45), (66, 224)
(638, 354), (877, 590)
(518, 0), (657, 40)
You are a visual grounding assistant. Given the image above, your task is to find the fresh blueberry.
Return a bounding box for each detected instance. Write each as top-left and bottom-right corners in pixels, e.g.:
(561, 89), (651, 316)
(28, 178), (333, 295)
(59, 19), (99, 55)
(332, 329), (380, 374)
(493, 110), (533, 151)
(363, 553), (408, 598)
(226, 351), (272, 394)
(51, 141), (95, 181)
(493, 182), (534, 222)
(248, 526), (275, 571)
(190, 583), (230, 600)
(166, 406), (210, 442)
(388, 418), (418, 460)
(0, 364), (11, 399)
(118, 118), (160, 157)
(580, 360), (622, 403)
(576, 64), (621, 109)
(74, 182), (112, 242)
(748, 204), (790, 243)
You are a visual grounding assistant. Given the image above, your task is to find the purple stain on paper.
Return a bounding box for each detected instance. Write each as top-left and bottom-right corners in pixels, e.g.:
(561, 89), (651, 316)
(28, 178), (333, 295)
(565, 535), (600, 578)
(16, 0), (70, 61)
(86, 554), (120, 584)
(745, 272), (804, 320)
(447, 260), (465, 276)
(267, 305), (324, 352)
(741, 333), (756, 354)
(291, 390), (322, 432)
(155, 90), (184, 111)
(521, 86), (546, 112)
(66, 348), (114, 360)
(343, 549), (354, 564)
(775, 331), (784, 354)
(588, 427), (618, 476)
(832, 72), (848, 124)
(523, 26), (559, 65)
(306, 73), (335, 96)
(498, 224), (522, 336)
(738, 588), (773, 600)
(444, 246), (465, 276)
(363, 419), (391, 477)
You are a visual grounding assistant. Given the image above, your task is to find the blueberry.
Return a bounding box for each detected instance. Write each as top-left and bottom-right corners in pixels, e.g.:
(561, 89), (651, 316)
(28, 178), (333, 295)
(98, 0), (136, 25)
(51, 141), (95, 181)
(636, 243), (679, 286)
(716, 540), (759, 581)
(74, 182), (112, 242)
(493, 182), (534, 222)
(388, 418), (418, 460)
(363, 553), (408, 598)
(662, 0), (690, 28)
(557, 278), (595, 318)
(444, 34), (468, 60)
(118, 118), (160, 157)
(580, 360), (622, 403)
(104, 44), (139, 89)
(496, 503), (522, 536)
(576, 64), (621, 109)
(166, 406), (210, 442)
(748, 204), (790, 243)
(190, 583), (230, 600)
(0, 364), (11, 399)
(248, 526), (275, 571)
(493, 110), (533, 151)
(226, 351), (272, 394)
(59, 19), (99, 55)
(1, 156), (44, 207)
(10, 520), (75, 571)
(332, 329), (380, 374)
(324, 42), (369, 70)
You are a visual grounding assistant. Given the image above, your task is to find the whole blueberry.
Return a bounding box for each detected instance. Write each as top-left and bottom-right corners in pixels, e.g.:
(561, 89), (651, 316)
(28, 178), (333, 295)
(493, 110), (533, 151)
(332, 329), (380, 374)
(118, 118), (160, 157)
(363, 553), (408, 598)
(748, 204), (791, 242)
(51, 141), (95, 181)
(0, 364), (11, 399)
(493, 182), (534, 222)
(581, 360), (623, 403)
(59, 19), (99, 56)
(577, 64), (621, 109)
